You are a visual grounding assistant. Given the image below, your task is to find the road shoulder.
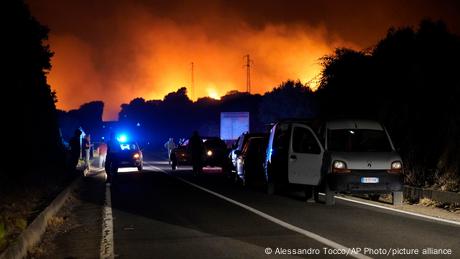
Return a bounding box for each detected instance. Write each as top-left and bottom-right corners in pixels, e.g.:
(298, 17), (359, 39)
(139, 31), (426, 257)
(27, 170), (106, 258)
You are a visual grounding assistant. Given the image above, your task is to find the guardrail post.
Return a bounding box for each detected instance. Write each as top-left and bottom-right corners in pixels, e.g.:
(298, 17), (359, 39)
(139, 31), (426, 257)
(392, 191), (403, 205)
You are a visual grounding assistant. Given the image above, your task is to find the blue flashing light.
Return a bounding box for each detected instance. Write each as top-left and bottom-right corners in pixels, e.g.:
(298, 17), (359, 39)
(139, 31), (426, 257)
(117, 134), (128, 143)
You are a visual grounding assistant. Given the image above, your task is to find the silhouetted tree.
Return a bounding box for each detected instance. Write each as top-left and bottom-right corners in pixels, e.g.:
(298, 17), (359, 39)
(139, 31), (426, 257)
(6, 1), (64, 184)
(60, 101), (104, 141)
(260, 80), (317, 124)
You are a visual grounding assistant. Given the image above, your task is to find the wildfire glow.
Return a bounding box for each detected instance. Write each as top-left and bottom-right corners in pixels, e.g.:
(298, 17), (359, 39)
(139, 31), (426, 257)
(207, 88), (220, 100)
(38, 4), (356, 120)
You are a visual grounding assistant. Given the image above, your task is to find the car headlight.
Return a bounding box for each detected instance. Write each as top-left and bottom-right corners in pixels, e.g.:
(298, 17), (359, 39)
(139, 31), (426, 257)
(332, 160), (350, 173)
(133, 153), (140, 159)
(389, 161), (402, 173)
(207, 150), (213, 156)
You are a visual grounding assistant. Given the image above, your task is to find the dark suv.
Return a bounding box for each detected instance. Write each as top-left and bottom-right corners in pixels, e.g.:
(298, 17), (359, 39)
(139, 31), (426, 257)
(107, 142), (144, 174)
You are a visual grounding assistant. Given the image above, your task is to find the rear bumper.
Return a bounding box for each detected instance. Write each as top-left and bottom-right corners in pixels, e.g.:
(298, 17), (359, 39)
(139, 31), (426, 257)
(203, 155), (226, 166)
(115, 159), (142, 168)
(327, 170), (403, 193)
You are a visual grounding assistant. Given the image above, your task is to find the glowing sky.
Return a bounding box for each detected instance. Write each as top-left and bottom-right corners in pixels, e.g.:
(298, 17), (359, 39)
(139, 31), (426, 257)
(28, 0), (460, 120)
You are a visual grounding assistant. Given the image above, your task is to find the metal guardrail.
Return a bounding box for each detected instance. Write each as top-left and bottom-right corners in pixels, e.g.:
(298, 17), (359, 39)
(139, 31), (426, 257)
(403, 185), (460, 204)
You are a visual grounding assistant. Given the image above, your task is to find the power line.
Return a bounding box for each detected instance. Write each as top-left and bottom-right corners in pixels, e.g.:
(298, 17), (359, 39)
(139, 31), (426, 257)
(191, 62), (194, 100)
(243, 54), (253, 93)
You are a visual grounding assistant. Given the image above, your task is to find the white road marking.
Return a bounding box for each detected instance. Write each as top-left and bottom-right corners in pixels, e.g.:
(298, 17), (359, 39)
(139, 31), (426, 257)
(100, 184), (115, 259)
(329, 195), (460, 227)
(151, 165), (372, 259)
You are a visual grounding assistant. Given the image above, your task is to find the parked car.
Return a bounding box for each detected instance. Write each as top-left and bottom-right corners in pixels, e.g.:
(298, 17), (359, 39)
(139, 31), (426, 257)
(229, 132), (266, 172)
(264, 119), (403, 204)
(108, 141), (143, 174)
(202, 137), (229, 167)
(235, 136), (268, 186)
(170, 137), (229, 170)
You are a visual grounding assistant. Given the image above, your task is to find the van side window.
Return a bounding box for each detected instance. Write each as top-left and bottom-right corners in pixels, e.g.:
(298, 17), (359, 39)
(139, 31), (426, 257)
(292, 127), (321, 154)
(274, 124), (289, 150)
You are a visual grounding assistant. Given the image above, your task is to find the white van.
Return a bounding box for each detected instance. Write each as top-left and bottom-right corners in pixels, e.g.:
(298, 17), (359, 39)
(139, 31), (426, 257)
(264, 119), (403, 204)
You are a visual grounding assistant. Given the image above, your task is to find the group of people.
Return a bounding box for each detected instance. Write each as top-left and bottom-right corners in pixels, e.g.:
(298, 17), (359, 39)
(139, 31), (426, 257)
(69, 129), (108, 173)
(164, 131), (204, 175)
(69, 129), (206, 181)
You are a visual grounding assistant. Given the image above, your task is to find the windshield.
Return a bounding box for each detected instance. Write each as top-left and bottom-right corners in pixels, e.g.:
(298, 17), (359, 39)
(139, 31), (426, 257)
(327, 129), (392, 152)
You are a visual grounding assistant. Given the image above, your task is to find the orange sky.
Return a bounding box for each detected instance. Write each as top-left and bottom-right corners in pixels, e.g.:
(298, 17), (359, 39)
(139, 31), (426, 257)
(47, 21), (350, 120)
(28, 0), (460, 120)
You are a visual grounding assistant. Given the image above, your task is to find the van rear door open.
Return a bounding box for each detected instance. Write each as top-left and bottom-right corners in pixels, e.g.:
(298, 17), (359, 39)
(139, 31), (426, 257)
(288, 124), (323, 185)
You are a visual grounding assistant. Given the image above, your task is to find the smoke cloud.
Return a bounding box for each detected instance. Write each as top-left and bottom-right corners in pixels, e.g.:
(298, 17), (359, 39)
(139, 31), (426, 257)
(28, 0), (459, 120)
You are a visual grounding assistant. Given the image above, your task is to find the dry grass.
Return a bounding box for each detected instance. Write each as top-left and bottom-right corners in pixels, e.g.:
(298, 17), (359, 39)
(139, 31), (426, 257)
(419, 197), (437, 207)
(0, 176), (72, 255)
(47, 216), (65, 229)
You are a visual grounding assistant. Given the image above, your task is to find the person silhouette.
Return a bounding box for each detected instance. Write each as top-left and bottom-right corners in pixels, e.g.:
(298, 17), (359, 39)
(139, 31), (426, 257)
(189, 131), (204, 175)
(164, 137), (177, 164)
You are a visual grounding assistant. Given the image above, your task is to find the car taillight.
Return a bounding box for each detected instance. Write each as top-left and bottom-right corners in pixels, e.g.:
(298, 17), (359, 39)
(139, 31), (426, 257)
(388, 161), (402, 174)
(133, 153), (140, 159)
(332, 160), (351, 173)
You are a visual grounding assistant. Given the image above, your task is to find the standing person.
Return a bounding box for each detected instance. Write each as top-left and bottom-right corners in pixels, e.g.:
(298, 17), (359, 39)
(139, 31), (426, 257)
(105, 132), (118, 184)
(82, 134), (91, 170)
(189, 131), (204, 175)
(164, 138), (177, 164)
(69, 129), (82, 171)
(98, 141), (108, 168)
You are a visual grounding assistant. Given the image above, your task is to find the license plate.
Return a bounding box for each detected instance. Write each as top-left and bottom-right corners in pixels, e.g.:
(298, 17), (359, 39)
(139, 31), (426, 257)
(361, 177), (379, 183)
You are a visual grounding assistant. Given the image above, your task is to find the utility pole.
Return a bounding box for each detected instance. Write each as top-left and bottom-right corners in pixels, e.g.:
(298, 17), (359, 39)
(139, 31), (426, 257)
(191, 62), (194, 100)
(244, 54), (253, 93)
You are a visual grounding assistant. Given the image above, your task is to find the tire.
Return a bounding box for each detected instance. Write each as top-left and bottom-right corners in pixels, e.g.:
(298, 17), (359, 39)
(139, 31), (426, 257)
(137, 165), (143, 172)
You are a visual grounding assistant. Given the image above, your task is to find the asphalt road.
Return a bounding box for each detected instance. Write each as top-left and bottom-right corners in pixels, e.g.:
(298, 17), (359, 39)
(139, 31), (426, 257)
(34, 154), (460, 259)
(108, 156), (460, 259)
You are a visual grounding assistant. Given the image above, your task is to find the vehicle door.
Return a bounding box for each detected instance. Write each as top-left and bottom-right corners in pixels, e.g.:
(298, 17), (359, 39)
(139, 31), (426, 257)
(288, 123), (324, 185)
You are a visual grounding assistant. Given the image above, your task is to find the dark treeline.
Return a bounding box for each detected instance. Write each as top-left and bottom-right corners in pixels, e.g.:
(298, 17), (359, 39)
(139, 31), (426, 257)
(117, 82), (316, 148)
(58, 101), (104, 141)
(5, 1), (66, 187)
